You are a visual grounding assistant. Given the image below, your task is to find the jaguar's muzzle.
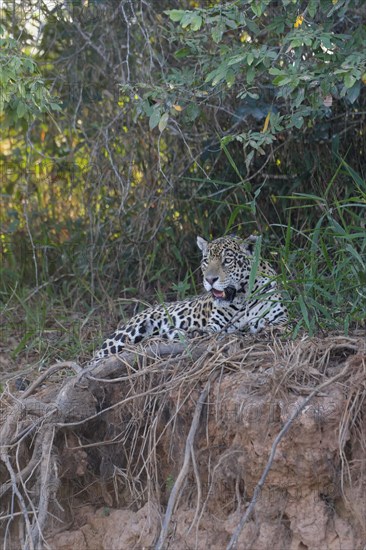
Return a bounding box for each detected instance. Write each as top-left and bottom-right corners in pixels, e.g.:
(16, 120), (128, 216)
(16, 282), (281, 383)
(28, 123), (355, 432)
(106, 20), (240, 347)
(211, 286), (237, 303)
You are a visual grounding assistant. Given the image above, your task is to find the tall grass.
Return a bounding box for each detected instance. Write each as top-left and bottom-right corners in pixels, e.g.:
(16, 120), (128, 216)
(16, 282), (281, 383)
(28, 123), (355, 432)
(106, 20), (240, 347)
(0, 160), (365, 369)
(278, 160), (366, 335)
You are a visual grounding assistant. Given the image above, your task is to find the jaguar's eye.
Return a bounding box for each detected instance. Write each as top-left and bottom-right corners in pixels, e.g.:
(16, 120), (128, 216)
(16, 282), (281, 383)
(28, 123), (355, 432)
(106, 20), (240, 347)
(222, 255), (233, 266)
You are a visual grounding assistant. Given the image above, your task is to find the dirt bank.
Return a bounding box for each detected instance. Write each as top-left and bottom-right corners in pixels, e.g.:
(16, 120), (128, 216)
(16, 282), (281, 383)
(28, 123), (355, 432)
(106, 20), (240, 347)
(1, 334), (365, 549)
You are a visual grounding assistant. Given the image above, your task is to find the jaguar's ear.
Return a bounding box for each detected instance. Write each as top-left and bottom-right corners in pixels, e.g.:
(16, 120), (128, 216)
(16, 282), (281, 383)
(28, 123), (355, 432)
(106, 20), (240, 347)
(240, 235), (258, 256)
(197, 236), (208, 256)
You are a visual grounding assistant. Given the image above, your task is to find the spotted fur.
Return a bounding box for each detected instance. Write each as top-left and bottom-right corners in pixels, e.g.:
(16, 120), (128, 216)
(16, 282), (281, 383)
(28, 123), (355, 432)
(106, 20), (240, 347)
(93, 235), (288, 360)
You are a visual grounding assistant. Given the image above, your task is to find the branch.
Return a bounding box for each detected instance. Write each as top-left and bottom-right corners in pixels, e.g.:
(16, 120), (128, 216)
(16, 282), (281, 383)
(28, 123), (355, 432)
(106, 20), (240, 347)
(154, 374), (215, 550)
(22, 362), (82, 399)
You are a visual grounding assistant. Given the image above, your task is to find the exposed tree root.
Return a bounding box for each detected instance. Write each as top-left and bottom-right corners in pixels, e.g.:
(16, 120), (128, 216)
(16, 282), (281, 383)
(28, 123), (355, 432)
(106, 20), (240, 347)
(155, 374), (216, 550)
(0, 334), (365, 549)
(0, 340), (206, 549)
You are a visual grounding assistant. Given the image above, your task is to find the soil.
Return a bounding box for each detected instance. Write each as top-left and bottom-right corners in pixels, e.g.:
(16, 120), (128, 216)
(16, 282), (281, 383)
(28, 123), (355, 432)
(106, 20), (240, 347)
(1, 333), (365, 550)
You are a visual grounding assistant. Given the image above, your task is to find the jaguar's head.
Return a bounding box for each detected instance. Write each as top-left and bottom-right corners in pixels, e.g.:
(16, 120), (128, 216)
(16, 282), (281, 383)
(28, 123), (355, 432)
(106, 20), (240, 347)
(197, 235), (257, 305)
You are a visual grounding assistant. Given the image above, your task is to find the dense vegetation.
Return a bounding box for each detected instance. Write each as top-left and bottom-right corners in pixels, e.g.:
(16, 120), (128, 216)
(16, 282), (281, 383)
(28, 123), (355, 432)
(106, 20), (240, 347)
(1, 0), (365, 367)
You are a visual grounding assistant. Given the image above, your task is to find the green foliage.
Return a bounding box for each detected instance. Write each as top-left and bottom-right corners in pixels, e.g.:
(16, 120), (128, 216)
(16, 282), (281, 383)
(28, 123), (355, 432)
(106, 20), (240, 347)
(283, 183), (366, 335)
(0, 1), (365, 369)
(0, 26), (61, 128)
(163, 0), (366, 164)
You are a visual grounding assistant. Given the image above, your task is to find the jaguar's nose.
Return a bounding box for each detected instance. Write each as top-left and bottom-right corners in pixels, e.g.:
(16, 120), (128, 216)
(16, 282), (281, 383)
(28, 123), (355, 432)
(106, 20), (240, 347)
(205, 276), (218, 286)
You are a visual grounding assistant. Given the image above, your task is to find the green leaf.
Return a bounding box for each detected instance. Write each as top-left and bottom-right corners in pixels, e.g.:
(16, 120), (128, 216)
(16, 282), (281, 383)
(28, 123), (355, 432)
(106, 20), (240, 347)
(174, 47), (191, 59)
(165, 9), (185, 22)
(158, 112), (169, 132)
(246, 66), (255, 84)
(268, 67), (284, 75)
(344, 73), (356, 88)
(272, 75), (292, 86)
(346, 80), (361, 103)
(10, 56), (21, 72)
(181, 12), (202, 30)
(149, 108), (161, 130)
(23, 59), (36, 73)
(180, 13), (191, 28)
(245, 149), (254, 171)
(298, 295), (311, 330)
(228, 54), (246, 66)
(183, 103), (200, 122)
(226, 68), (235, 87)
(294, 87), (305, 108)
(245, 18), (260, 35)
(190, 15), (202, 31)
(345, 244), (365, 269)
(211, 24), (223, 43)
(292, 114), (304, 129)
(248, 236), (262, 296)
(142, 100), (153, 117)
(251, 1), (264, 17)
(210, 67), (228, 86)
(16, 100), (27, 118)
(307, 0), (319, 18)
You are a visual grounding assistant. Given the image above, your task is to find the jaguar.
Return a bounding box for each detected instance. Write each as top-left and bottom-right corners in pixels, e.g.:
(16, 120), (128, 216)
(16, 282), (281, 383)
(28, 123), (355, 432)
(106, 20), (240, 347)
(93, 234), (288, 360)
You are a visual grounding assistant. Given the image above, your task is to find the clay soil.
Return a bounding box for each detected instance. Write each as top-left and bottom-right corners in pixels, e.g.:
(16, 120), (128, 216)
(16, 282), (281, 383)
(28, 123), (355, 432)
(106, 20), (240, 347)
(1, 333), (365, 550)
